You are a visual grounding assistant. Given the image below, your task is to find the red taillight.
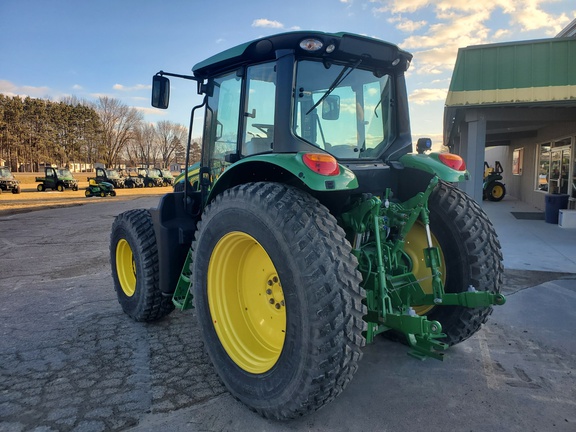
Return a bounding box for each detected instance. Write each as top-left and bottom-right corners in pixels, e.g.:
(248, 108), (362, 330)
(302, 153), (340, 176)
(438, 153), (466, 171)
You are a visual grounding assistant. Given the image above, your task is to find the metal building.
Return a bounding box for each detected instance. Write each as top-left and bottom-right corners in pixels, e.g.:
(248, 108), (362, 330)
(444, 23), (576, 210)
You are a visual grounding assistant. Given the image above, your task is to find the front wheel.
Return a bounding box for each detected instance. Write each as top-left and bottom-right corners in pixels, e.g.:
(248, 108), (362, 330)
(57, 184), (65, 192)
(193, 182), (366, 420)
(37, 184), (45, 192)
(416, 181), (503, 345)
(110, 209), (174, 321)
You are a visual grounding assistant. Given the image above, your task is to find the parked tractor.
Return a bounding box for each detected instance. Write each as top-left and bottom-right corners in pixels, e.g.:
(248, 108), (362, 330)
(110, 31), (505, 420)
(0, 166), (21, 194)
(483, 161), (506, 201)
(36, 167), (79, 191)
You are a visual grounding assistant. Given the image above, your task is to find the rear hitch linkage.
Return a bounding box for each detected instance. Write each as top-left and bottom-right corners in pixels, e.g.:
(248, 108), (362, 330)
(342, 176), (506, 360)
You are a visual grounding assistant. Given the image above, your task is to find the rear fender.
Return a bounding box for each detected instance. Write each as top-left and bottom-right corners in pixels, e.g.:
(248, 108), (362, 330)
(206, 153), (358, 203)
(399, 153), (469, 183)
(150, 192), (200, 295)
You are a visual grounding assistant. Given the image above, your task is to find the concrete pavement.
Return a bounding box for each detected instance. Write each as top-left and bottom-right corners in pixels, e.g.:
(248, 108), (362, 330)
(1, 194), (575, 432)
(482, 197), (576, 273)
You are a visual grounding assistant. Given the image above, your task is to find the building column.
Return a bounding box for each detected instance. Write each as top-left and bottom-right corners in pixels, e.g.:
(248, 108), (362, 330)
(457, 110), (486, 203)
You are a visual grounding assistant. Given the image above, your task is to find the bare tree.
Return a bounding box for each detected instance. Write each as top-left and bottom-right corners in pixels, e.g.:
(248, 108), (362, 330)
(132, 123), (157, 167)
(156, 121), (187, 168)
(96, 97), (142, 167)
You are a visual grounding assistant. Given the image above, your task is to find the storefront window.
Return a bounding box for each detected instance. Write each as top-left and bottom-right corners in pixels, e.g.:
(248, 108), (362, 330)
(536, 138), (575, 195)
(536, 144), (550, 192)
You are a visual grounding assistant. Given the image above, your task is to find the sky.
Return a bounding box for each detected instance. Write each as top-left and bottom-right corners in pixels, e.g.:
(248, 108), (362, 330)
(1, 0), (574, 148)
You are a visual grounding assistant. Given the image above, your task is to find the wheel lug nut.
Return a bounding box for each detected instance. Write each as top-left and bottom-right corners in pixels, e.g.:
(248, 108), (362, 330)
(273, 276), (278, 283)
(280, 300), (285, 306)
(267, 280), (273, 286)
(269, 298), (275, 304)
(266, 289), (272, 295)
(275, 303), (281, 309)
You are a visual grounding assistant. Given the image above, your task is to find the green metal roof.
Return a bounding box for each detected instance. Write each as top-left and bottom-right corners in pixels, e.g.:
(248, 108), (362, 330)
(446, 38), (576, 107)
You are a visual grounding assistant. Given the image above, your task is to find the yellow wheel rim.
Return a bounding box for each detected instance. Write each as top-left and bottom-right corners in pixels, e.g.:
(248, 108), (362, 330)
(208, 232), (286, 374)
(492, 185), (504, 199)
(116, 239), (136, 297)
(404, 222), (446, 315)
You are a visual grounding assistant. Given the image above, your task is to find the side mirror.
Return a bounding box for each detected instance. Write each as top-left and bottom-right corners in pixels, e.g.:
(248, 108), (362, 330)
(152, 75), (170, 109)
(416, 137), (432, 154)
(322, 95), (340, 120)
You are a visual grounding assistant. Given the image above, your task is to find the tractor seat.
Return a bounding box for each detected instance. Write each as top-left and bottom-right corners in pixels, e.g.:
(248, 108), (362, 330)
(244, 138), (272, 156)
(89, 179), (97, 186)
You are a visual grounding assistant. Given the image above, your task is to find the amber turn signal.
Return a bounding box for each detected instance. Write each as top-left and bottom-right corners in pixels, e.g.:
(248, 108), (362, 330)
(302, 153), (340, 176)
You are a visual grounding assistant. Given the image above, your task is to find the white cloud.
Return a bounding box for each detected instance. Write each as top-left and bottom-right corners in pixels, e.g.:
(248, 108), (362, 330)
(112, 83), (150, 92)
(371, 0), (574, 78)
(0, 80), (53, 98)
(371, 0), (430, 14)
(72, 84), (83, 90)
(390, 18), (428, 33)
(134, 106), (165, 115)
(252, 18), (284, 28)
(409, 88), (448, 105)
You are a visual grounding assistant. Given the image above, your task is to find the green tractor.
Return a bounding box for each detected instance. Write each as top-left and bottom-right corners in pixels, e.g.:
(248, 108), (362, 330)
(483, 161), (506, 201)
(110, 31), (505, 420)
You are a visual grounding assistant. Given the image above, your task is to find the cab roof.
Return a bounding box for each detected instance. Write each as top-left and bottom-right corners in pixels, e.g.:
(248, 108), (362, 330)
(192, 31), (412, 79)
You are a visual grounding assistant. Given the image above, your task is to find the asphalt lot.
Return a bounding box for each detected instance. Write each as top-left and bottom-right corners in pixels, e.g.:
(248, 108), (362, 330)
(1, 195), (575, 432)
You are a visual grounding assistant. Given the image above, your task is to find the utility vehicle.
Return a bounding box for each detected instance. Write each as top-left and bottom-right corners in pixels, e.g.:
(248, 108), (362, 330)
(159, 169), (175, 187)
(0, 166), (21, 194)
(36, 167), (79, 191)
(110, 31), (505, 419)
(94, 167), (125, 189)
(122, 169), (144, 188)
(137, 167), (163, 187)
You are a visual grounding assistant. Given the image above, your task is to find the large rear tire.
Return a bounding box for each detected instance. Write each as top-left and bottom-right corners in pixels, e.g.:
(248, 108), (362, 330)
(193, 182), (366, 420)
(416, 181), (503, 345)
(110, 209), (174, 321)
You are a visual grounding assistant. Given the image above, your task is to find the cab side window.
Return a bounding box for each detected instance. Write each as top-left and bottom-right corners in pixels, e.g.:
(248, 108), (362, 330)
(242, 62), (276, 156)
(203, 71), (242, 180)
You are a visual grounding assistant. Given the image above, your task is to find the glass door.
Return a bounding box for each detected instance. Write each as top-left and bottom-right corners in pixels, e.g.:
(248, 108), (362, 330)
(550, 146), (571, 195)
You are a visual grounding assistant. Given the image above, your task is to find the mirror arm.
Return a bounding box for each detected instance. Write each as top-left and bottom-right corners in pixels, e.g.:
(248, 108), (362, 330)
(156, 70), (198, 82)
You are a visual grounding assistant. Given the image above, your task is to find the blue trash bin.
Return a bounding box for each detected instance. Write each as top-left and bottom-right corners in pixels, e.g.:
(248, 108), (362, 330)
(544, 194), (570, 224)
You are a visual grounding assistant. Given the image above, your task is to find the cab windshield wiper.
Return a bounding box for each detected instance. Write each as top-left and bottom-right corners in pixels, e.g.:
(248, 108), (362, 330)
(305, 58), (363, 115)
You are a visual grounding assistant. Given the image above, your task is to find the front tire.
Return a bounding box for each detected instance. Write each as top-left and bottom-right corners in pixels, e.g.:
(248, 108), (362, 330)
(193, 182), (366, 420)
(422, 181), (503, 345)
(110, 209), (174, 321)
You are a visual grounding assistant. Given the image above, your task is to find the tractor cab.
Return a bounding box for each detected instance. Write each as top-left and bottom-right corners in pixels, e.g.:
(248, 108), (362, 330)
(152, 31), (431, 209)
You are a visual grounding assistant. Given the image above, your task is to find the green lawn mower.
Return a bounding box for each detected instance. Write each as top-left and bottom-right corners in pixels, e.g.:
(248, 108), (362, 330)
(85, 179), (116, 197)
